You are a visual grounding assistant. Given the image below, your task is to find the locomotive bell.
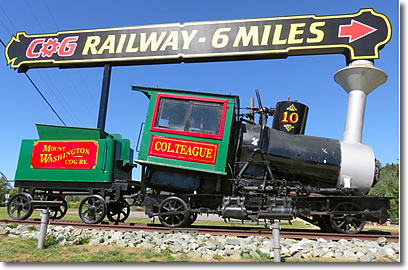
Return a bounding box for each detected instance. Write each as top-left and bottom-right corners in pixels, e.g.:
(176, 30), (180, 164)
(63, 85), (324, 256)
(272, 100), (308, 134)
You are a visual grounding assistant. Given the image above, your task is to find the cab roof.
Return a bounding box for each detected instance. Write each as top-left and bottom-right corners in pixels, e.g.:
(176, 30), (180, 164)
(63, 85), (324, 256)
(131, 85), (240, 102)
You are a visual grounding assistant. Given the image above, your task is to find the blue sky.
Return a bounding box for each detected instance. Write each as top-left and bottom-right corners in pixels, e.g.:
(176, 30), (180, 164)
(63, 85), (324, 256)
(0, 0), (399, 182)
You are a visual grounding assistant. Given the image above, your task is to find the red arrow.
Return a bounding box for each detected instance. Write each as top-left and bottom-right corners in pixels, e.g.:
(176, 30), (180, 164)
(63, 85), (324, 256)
(338, 20), (377, 43)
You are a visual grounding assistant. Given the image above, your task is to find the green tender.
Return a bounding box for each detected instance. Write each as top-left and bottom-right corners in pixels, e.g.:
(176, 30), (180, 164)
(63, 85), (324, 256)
(14, 124), (133, 183)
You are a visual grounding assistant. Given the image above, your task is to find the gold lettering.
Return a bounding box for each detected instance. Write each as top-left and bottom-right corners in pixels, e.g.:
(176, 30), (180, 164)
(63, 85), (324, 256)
(192, 147), (199, 157)
(206, 149), (213, 159)
(166, 143), (175, 153)
(140, 32), (166, 52)
(154, 141), (161, 151)
(39, 154), (52, 163)
(212, 28), (231, 48)
(272, 25), (287, 45)
(175, 144), (181, 154)
(233, 26), (259, 47)
(181, 30), (198, 50)
(82, 36), (101, 55)
(160, 142), (168, 152)
(160, 31), (178, 51)
(199, 148), (206, 158)
(261, 25), (271, 46)
(180, 145), (187, 155)
(126, 33), (139, 53)
(288, 23), (305, 44)
(65, 159), (78, 165)
(116, 34), (127, 53)
(307, 21), (326, 43)
(186, 146), (192, 156)
(97, 35), (116, 54)
(42, 145), (66, 152)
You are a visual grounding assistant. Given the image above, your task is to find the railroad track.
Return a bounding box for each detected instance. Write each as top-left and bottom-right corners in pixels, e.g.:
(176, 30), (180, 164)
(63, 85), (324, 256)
(0, 218), (399, 243)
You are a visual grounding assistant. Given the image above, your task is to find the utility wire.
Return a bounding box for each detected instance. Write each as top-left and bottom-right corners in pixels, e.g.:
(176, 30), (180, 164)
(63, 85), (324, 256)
(0, 38), (67, 126)
(43, 0), (60, 30)
(24, 73), (67, 126)
(36, 1), (95, 124)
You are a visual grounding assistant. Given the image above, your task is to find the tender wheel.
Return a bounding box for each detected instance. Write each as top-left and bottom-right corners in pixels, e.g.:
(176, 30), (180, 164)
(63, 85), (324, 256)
(158, 196), (190, 228)
(49, 195), (68, 220)
(79, 195), (107, 224)
(107, 199), (130, 223)
(7, 193), (33, 220)
(330, 201), (366, 234)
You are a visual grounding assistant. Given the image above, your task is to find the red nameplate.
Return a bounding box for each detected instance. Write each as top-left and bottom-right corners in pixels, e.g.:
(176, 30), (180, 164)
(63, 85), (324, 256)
(31, 141), (99, 169)
(148, 136), (218, 165)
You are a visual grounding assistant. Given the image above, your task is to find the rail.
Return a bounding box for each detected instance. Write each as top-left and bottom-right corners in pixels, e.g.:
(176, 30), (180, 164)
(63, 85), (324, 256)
(0, 219), (399, 243)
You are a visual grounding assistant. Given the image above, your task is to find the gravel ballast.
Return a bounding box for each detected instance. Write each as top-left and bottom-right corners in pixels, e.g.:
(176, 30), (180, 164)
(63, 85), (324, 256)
(0, 224), (399, 262)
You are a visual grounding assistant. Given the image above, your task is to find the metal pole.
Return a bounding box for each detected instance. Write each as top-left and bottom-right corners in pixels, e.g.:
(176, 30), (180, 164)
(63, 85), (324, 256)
(38, 209), (50, 249)
(271, 223), (281, 262)
(97, 64), (112, 131)
(334, 60), (387, 143)
(249, 97), (255, 122)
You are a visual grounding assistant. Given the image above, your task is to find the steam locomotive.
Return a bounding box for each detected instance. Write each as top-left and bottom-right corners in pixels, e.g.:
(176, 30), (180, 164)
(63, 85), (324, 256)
(8, 85), (389, 234)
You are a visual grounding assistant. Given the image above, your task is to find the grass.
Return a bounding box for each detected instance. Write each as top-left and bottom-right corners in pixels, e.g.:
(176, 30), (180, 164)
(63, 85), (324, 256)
(0, 235), (276, 262)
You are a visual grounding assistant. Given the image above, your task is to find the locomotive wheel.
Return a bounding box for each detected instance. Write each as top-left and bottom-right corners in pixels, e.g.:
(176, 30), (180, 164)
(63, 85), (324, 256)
(7, 193), (33, 220)
(158, 196), (190, 228)
(330, 202), (366, 234)
(315, 215), (335, 233)
(107, 199), (130, 223)
(184, 213), (198, 227)
(48, 195), (68, 220)
(79, 195), (107, 224)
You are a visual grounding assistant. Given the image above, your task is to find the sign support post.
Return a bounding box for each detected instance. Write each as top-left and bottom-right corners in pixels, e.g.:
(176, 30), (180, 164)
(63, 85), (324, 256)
(97, 64), (112, 131)
(334, 60), (387, 143)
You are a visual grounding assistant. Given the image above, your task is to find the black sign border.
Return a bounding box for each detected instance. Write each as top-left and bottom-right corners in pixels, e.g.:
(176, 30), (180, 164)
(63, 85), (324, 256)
(5, 8), (391, 70)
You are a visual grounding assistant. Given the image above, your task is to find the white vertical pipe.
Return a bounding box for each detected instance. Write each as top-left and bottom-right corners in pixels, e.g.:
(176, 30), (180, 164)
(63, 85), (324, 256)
(343, 89), (367, 143)
(271, 223), (281, 262)
(334, 60), (387, 144)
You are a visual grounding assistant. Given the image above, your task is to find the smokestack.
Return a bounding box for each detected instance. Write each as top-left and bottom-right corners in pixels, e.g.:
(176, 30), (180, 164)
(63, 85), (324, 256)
(334, 60), (387, 143)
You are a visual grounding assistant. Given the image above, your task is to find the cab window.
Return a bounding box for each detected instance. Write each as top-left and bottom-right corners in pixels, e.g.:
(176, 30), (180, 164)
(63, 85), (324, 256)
(156, 98), (188, 130)
(189, 102), (222, 134)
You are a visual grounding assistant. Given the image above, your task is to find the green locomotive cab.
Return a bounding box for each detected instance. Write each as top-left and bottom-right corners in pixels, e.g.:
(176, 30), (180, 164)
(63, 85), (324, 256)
(133, 86), (239, 195)
(133, 86), (242, 227)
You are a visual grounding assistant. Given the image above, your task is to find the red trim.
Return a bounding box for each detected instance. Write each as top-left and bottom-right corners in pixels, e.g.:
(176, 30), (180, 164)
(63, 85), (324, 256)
(150, 93), (228, 140)
(148, 136), (218, 165)
(30, 140), (99, 169)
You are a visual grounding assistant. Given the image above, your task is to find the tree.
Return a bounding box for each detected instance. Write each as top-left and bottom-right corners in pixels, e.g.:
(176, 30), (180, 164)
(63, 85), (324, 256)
(0, 172), (12, 207)
(368, 163), (399, 219)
